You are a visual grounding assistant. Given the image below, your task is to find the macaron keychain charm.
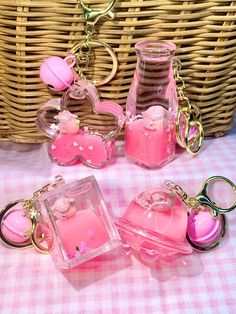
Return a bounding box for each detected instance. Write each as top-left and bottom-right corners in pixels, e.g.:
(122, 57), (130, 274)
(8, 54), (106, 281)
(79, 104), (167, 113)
(0, 201), (33, 248)
(165, 176), (236, 252)
(0, 176), (65, 251)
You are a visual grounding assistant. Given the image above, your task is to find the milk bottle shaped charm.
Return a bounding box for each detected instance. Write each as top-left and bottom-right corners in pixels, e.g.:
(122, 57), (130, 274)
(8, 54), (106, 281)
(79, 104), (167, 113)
(125, 40), (178, 168)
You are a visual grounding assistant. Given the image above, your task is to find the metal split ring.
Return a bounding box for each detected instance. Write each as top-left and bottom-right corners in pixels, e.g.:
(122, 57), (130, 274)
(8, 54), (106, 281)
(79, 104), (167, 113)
(71, 39), (118, 86)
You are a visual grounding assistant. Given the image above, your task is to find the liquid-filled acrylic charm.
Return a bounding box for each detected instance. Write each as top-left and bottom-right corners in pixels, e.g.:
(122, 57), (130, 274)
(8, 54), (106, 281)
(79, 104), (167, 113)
(0, 176), (122, 270)
(37, 1), (122, 168)
(113, 176), (236, 262)
(125, 40), (204, 169)
(36, 175), (121, 269)
(125, 40), (178, 169)
(114, 185), (193, 263)
(36, 80), (125, 168)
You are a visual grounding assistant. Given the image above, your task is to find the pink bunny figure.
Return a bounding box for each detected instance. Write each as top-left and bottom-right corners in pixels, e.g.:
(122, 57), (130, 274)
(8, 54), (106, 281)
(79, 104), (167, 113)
(54, 110), (80, 134)
(51, 197), (77, 219)
(142, 106), (168, 130)
(37, 79), (125, 168)
(136, 188), (175, 212)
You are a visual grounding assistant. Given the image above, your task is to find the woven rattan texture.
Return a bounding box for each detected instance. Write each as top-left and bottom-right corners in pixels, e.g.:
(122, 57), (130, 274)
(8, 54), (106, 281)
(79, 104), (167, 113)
(0, 0), (235, 143)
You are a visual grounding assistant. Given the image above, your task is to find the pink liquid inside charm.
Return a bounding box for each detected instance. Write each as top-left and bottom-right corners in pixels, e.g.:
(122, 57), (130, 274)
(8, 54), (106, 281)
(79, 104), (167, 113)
(56, 209), (110, 258)
(125, 40), (178, 169)
(36, 80), (125, 168)
(116, 187), (193, 262)
(125, 117), (176, 168)
(38, 176), (121, 269)
(50, 131), (113, 167)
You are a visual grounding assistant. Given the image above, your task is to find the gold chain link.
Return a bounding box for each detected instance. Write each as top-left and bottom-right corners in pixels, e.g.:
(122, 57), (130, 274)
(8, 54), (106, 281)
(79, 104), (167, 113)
(164, 180), (203, 211)
(21, 176), (65, 253)
(173, 58), (202, 118)
(23, 176), (65, 219)
(173, 58), (204, 154)
(173, 58), (192, 111)
(74, 25), (96, 79)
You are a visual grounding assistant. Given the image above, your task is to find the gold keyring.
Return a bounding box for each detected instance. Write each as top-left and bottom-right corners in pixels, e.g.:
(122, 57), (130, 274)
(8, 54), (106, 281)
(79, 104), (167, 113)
(185, 120), (204, 155)
(176, 109), (204, 155)
(71, 39), (118, 86)
(196, 176), (236, 214)
(186, 214), (227, 252)
(176, 108), (189, 148)
(0, 201), (33, 249)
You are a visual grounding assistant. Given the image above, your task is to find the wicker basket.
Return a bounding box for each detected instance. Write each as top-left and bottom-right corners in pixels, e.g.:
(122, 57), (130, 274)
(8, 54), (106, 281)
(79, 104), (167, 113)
(0, 0), (235, 143)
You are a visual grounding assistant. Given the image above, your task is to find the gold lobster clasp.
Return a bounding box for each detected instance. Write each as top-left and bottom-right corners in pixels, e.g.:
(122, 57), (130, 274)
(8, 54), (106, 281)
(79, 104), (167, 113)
(78, 0), (116, 25)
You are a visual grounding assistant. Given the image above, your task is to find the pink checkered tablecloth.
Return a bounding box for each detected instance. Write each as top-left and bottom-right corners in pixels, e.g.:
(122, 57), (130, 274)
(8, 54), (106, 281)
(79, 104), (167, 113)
(0, 124), (236, 314)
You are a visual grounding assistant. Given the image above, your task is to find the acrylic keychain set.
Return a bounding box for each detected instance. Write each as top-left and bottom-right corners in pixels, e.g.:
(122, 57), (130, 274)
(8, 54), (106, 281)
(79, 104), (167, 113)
(36, 0), (203, 169)
(0, 1), (235, 271)
(0, 175), (235, 269)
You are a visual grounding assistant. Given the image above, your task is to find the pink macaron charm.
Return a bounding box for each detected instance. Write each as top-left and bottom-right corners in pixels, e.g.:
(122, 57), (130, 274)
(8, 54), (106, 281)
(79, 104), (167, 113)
(187, 208), (226, 251)
(0, 202), (32, 245)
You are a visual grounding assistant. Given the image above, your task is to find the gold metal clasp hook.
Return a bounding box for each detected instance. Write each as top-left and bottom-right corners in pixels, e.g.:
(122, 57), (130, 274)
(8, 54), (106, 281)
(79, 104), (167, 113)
(195, 176), (236, 216)
(78, 0), (116, 25)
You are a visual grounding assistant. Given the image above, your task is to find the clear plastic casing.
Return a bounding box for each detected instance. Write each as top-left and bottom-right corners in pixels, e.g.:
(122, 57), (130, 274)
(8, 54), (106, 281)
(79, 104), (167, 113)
(36, 80), (125, 168)
(113, 186), (193, 263)
(35, 176), (121, 269)
(125, 40), (178, 168)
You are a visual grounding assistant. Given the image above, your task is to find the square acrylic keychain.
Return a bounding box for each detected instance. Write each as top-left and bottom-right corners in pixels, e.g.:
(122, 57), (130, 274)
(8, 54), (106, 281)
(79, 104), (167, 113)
(0, 176), (121, 270)
(37, 176), (121, 269)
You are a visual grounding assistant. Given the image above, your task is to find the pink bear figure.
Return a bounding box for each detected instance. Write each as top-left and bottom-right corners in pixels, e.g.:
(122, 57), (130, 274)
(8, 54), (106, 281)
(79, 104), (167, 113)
(54, 110), (80, 134)
(142, 106), (168, 130)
